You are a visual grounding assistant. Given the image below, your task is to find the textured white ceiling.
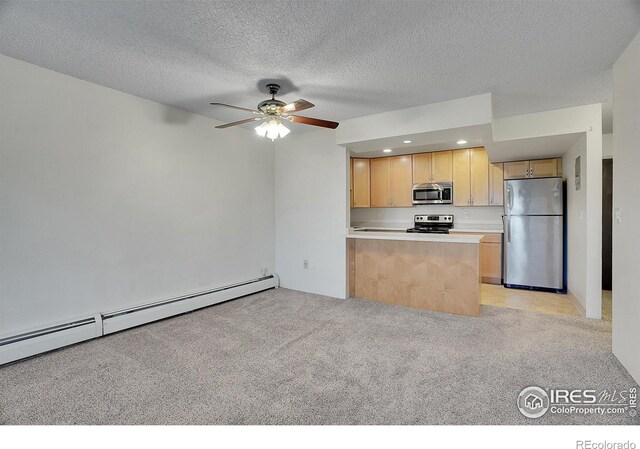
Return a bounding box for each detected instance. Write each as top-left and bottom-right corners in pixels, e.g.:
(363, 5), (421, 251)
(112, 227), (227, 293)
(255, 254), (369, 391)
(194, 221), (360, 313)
(1, 0), (639, 134)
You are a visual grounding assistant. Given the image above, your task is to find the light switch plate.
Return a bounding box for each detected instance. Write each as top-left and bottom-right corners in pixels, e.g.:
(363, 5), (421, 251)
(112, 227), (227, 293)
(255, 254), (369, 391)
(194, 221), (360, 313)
(615, 208), (622, 223)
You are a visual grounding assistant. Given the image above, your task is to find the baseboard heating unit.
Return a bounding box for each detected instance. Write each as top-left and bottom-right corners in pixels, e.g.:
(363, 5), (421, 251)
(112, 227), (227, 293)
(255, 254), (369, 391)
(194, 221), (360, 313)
(101, 275), (278, 335)
(0, 316), (103, 365)
(0, 275), (278, 365)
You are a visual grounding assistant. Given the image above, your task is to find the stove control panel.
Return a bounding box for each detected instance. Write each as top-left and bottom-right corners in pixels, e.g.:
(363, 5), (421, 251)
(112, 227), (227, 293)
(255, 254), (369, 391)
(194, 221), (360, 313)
(414, 214), (454, 224)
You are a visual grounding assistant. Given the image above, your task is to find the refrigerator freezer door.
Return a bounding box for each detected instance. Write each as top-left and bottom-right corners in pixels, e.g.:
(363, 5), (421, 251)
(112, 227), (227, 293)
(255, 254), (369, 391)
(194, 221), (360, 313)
(504, 215), (563, 289)
(504, 178), (563, 216)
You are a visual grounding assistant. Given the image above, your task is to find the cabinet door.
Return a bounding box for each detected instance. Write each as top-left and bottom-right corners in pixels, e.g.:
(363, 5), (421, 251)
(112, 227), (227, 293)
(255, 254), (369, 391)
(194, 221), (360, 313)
(432, 150), (453, 182)
(557, 158), (563, 177)
(449, 232), (503, 284)
(452, 149), (471, 206)
(370, 157), (390, 207)
(470, 148), (489, 206)
(481, 241), (503, 284)
(530, 158), (559, 178)
(389, 155), (413, 207)
(503, 160), (530, 179)
(412, 153), (432, 184)
(350, 159), (353, 208)
(352, 158), (370, 208)
(489, 162), (504, 206)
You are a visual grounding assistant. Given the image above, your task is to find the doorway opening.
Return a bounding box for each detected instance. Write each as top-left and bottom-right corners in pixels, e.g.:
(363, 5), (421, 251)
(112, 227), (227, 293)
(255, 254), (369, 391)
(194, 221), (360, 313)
(602, 158), (613, 320)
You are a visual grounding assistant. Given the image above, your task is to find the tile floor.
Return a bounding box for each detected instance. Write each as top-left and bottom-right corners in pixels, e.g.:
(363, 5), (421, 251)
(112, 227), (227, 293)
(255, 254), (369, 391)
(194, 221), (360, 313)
(481, 284), (613, 321)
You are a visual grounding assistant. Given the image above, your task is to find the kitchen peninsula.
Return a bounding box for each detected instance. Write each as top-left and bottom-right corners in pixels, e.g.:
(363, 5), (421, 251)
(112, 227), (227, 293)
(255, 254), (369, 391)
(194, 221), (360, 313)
(347, 231), (483, 317)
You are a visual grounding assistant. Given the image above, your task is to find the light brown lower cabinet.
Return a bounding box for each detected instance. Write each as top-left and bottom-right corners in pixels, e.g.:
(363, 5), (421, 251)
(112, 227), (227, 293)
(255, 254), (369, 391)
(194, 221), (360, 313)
(450, 232), (503, 284)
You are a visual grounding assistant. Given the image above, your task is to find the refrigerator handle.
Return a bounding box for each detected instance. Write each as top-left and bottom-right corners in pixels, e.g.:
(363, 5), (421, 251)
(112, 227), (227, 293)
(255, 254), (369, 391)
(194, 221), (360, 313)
(504, 216), (510, 243)
(506, 186), (513, 212)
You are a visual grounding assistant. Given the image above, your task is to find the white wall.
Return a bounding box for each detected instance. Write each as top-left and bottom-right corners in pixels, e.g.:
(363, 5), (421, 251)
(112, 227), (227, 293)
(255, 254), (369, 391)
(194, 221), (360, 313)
(274, 129), (348, 299)
(602, 133), (613, 159)
(351, 206), (503, 228)
(612, 31), (640, 383)
(493, 105), (602, 318)
(563, 135), (588, 314)
(0, 55), (275, 336)
(336, 94), (492, 146)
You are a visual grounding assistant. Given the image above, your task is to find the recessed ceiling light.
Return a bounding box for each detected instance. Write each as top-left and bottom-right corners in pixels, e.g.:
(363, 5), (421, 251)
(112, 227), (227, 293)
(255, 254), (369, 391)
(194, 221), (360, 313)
(457, 140), (468, 145)
(383, 149), (392, 153)
(403, 140), (412, 144)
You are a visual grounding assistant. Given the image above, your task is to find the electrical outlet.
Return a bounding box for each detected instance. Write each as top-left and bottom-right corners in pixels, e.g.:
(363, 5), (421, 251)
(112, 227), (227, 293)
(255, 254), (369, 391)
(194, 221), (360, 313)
(303, 259), (309, 269)
(463, 210), (469, 219)
(260, 268), (268, 276)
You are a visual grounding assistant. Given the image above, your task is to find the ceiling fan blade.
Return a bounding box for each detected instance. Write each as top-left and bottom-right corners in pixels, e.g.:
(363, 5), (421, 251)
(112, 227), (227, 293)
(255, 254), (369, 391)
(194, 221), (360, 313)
(210, 102), (263, 115)
(285, 115), (339, 129)
(278, 99), (315, 114)
(215, 117), (264, 129)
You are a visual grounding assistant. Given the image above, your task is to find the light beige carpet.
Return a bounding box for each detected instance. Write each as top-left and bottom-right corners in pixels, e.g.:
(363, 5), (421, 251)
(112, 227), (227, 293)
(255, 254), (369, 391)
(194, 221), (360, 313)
(0, 288), (637, 425)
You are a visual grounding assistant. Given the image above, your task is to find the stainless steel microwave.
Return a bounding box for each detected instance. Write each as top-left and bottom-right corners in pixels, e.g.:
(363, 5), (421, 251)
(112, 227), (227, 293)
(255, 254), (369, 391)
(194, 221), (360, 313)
(412, 182), (453, 205)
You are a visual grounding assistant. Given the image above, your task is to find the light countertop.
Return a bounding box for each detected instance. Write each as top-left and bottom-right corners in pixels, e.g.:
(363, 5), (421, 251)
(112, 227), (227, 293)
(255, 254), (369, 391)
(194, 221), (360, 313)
(350, 224), (503, 235)
(450, 224), (503, 234)
(346, 230), (482, 244)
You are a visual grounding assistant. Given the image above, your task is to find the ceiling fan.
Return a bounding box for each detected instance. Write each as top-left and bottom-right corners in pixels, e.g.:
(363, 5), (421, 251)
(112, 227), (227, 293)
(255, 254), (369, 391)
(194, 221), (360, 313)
(210, 83), (339, 141)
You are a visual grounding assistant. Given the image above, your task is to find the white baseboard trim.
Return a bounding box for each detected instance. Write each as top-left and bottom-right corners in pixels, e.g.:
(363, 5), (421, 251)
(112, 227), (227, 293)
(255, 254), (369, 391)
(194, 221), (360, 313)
(567, 290), (586, 317)
(1, 275), (277, 365)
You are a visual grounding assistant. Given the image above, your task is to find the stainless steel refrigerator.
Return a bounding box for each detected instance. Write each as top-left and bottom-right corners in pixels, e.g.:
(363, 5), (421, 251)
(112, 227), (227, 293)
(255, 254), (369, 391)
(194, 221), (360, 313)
(503, 177), (564, 290)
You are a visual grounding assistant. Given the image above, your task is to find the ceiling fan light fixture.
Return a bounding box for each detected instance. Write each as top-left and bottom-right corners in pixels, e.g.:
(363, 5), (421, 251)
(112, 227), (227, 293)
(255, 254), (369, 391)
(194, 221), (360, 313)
(255, 121), (268, 137)
(214, 83), (338, 135)
(256, 118), (290, 141)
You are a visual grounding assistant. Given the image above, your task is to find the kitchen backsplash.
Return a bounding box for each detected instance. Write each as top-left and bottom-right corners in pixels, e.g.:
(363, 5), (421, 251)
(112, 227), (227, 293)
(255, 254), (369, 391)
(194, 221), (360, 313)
(350, 205), (504, 228)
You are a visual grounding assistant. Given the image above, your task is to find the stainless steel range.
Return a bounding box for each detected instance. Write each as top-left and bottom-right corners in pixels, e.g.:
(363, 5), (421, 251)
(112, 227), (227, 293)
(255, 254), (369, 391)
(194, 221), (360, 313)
(406, 214), (454, 234)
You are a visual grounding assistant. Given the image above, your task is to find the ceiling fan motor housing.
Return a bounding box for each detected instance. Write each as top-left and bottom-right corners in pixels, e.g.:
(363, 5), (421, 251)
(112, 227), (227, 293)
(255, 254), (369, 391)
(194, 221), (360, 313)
(258, 84), (285, 115)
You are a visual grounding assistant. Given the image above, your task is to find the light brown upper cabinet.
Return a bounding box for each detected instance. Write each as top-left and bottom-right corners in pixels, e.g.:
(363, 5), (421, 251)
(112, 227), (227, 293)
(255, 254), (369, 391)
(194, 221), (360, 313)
(350, 159), (353, 207)
(370, 155), (413, 207)
(453, 147), (489, 206)
(503, 158), (562, 180)
(489, 163), (504, 206)
(529, 158), (561, 178)
(412, 152), (432, 184)
(351, 158), (370, 208)
(412, 151), (452, 184)
(503, 160), (529, 180)
(370, 157), (390, 208)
